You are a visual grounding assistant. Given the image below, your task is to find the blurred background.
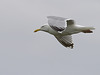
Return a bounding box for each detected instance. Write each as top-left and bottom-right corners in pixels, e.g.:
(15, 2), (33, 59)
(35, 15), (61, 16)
(0, 0), (100, 75)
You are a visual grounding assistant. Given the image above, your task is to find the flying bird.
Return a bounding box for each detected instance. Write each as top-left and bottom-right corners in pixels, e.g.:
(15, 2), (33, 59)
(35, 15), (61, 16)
(34, 16), (95, 49)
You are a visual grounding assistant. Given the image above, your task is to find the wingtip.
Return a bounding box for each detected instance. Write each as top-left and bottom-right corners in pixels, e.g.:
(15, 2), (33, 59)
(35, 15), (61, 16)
(65, 43), (74, 49)
(69, 43), (74, 49)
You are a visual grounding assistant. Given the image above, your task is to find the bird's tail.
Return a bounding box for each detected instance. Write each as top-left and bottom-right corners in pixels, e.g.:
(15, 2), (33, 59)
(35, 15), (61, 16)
(81, 27), (95, 33)
(81, 27), (95, 30)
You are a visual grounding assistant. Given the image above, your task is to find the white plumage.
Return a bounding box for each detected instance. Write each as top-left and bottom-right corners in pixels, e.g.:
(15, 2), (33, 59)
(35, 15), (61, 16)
(34, 16), (95, 48)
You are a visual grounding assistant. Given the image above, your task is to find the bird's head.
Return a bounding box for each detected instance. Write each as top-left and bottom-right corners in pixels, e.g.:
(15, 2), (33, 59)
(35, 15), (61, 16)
(34, 25), (49, 32)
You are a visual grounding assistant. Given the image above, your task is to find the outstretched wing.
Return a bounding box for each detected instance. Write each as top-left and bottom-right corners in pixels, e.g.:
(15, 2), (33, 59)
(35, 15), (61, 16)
(66, 19), (75, 26)
(55, 35), (74, 48)
(47, 16), (67, 32)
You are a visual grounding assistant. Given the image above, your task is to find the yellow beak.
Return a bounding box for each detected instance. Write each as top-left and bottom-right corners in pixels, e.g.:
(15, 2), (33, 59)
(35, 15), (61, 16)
(34, 29), (40, 32)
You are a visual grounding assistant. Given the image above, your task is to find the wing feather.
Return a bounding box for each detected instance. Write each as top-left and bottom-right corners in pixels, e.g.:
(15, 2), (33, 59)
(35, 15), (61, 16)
(67, 19), (75, 26)
(55, 35), (74, 48)
(47, 16), (67, 32)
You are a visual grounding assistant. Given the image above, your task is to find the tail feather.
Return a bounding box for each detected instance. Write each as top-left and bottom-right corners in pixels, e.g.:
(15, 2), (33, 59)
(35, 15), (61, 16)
(81, 27), (95, 33)
(81, 27), (95, 30)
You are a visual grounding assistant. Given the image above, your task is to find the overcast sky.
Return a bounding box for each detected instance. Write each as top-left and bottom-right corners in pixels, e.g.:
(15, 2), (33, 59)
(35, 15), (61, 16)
(0, 0), (100, 75)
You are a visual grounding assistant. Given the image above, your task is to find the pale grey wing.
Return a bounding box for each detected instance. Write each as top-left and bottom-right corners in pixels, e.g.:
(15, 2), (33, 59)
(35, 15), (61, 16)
(66, 19), (75, 26)
(47, 16), (67, 32)
(55, 35), (74, 48)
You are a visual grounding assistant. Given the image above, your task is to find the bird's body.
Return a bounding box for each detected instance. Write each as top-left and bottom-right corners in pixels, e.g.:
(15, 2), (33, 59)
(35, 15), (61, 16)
(34, 16), (95, 48)
(41, 25), (80, 35)
(39, 24), (94, 36)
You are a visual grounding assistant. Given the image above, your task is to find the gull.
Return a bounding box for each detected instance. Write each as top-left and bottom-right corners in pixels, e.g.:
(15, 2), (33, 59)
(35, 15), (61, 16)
(34, 16), (95, 49)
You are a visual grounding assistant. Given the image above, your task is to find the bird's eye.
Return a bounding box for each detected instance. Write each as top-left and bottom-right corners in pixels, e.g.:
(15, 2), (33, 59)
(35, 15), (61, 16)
(41, 26), (44, 28)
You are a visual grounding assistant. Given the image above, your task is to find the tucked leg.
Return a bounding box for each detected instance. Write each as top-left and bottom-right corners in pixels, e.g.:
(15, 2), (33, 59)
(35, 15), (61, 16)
(82, 30), (93, 33)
